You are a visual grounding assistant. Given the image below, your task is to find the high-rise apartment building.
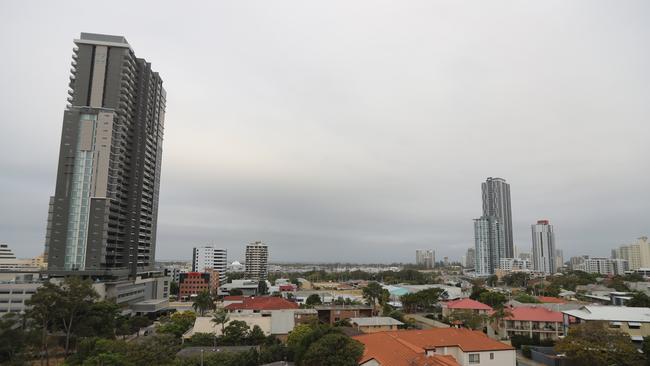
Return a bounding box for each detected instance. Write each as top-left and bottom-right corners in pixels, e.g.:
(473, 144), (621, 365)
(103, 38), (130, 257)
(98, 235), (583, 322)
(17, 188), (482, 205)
(245, 241), (268, 280)
(474, 216), (505, 275)
(612, 237), (650, 270)
(465, 248), (475, 269)
(555, 249), (564, 271)
(531, 220), (556, 274)
(415, 249), (435, 269)
(192, 246), (227, 283)
(482, 177), (514, 258)
(45, 33), (166, 277)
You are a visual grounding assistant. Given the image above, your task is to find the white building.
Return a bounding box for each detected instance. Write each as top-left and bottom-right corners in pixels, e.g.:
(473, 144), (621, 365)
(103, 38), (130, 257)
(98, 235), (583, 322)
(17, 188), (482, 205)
(531, 220), (556, 274)
(0, 244), (43, 271)
(227, 260), (245, 273)
(465, 248), (475, 269)
(415, 249), (435, 269)
(612, 237), (650, 270)
(245, 241), (268, 280)
(499, 258), (532, 272)
(555, 249), (564, 270)
(574, 257), (629, 276)
(192, 246), (227, 283)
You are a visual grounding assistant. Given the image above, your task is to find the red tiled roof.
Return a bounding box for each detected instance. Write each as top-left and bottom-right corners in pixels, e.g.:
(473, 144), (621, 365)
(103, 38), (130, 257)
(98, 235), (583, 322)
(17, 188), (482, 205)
(444, 298), (493, 311)
(354, 331), (461, 366)
(224, 296), (298, 311)
(505, 306), (563, 322)
(536, 296), (566, 304)
(223, 296), (245, 301)
(354, 328), (514, 355)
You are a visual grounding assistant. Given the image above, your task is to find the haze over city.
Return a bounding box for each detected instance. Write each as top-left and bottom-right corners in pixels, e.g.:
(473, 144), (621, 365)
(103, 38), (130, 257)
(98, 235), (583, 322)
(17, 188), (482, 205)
(1, 0), (649, 263)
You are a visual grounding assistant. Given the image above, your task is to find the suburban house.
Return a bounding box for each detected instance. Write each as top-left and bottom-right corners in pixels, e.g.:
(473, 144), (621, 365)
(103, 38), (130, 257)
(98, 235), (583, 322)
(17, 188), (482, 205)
(495, 306), (567, 341)
(354, 328), (516, 366)
(441, 298), (492, 317)
(350, 317), (403, 333)
(314, 304), (373, 324)
(224, 296), (299, 314)
(562, 305), (650, 343)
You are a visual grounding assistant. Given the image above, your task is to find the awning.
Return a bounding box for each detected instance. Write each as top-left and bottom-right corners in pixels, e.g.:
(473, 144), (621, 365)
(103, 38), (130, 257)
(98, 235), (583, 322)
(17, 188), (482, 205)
(610, 321), (622, 326)
(631, 336), (644, 341)
(628, 322), (642, 327)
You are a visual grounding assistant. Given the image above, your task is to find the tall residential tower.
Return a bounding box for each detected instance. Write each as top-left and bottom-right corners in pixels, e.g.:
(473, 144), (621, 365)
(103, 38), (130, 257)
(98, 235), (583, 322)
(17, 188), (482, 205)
(531, 220), (556, 274)
(45, 33), (166, 277)
(192, 246), (228, 283)
(482, 177), (514, 258)
(474, 216), (505, 275)
(415, 249), (435, 269)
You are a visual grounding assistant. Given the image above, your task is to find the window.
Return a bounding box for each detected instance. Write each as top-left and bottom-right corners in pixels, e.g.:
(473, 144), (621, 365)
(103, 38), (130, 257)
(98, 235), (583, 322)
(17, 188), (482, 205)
(469, 354), (480, 364)
(490, 352), (494, 360)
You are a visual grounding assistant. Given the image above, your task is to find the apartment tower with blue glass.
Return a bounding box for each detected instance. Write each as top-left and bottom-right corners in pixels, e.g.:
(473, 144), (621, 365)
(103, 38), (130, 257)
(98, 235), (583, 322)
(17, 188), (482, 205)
(45, 33), (166, 278)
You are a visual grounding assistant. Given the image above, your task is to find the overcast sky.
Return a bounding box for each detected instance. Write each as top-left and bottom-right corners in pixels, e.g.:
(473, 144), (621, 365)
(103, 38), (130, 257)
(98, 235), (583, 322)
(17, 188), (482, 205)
(0, 1), (648, 263)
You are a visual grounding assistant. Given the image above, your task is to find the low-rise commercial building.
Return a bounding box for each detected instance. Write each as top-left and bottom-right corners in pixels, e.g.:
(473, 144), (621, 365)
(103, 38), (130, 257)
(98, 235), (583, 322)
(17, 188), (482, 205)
(562, 305), (650, 343)
(314, 305), (373, 324)
(350, 317), (403, 333)
(354, 328), (516, 366)
(219, 279), (259, 296)
(179, 272), (218, 300)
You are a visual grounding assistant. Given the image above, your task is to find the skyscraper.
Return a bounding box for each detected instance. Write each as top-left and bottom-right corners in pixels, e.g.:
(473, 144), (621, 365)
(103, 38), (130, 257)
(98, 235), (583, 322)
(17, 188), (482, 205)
(482, 177), (514, 258)
(45, 33), (166, 277)
(415, 249), (435, 269)
(465, 248), (475, 268)
(245, 241), (268, 280)
(192, 246), (228, 283)
(531, 220), (556, 274)
(474, 216), (505, 275)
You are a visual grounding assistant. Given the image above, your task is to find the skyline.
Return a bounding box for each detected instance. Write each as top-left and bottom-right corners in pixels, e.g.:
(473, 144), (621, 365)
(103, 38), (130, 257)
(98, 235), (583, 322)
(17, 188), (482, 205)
(1, 1), (649, 263)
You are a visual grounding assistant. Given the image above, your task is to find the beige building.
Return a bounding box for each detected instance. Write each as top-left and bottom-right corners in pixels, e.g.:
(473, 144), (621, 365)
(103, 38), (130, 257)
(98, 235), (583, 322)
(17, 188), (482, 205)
(350, 317), (403, 333)
(563, 306), (650, 343)
(612, 237), (650, 270)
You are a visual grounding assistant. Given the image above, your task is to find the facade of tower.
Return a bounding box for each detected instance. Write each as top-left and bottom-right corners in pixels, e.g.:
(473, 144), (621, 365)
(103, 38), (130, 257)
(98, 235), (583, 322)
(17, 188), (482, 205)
(44, 33), (166, 277)
(531, 220), (556, 274)
(192, 246), (228, 283)
(245, 241), (268, 280)
(482, 177), (514, 258)
(474, 216), (505, 275)
(415, 249), (435, 269)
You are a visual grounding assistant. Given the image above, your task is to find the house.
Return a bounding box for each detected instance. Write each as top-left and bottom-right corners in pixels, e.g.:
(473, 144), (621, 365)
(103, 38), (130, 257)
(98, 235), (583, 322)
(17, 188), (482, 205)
(350, 317), (403, 333)
(496, 306), (567, 341)
(314, 304), (373, 324)
(224, 296), (299, 313)
(441, 298), (492, 317)
(562, 305), (650, 343)
(536, 296), (565, 304)
(354, 328), (516, 366)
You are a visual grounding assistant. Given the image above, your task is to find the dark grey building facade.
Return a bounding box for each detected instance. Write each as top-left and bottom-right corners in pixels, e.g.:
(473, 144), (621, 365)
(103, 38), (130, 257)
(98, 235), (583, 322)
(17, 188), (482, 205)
(45, 33), (166, 277)
(481, 177), (514, 258)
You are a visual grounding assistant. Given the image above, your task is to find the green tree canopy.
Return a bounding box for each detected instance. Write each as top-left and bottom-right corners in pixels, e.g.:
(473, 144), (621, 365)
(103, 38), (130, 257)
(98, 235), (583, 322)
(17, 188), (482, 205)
(192, 290), (215, 316)
(301, 333), (364, 366)
(305, 294), (323, 306)
(626, 292), (650, 307)
(555, 321), (643, 366)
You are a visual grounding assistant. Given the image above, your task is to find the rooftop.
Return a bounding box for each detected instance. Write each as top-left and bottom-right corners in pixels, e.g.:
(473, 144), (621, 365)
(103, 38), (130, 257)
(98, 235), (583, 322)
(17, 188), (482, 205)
(536, 296), (566, 304)
(354, 331), (460, 366)
(354, 328), (514, 353)
(563, 306), (650, 322)
(443, 298), (493, 311)
(350, 317), (404, 326)
(225, 296), (299, 311)
(505, 306), (564, 322)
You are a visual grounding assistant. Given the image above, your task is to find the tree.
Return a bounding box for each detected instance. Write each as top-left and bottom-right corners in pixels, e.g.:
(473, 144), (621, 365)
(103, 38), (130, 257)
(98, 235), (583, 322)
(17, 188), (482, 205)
(0, 313), (27, 363)
(158, 311), (196, 338)
(170, 281), (179, 296)
(75, 301), (120, 338)
(400, 288), (445, 313)
(211, 308), (230, 334)
(26, 280), (65, 364)
(305, 294), (322, 306)
(222, 320), (250, 344)
(192, 290), (214, 316)
(248, 325), (266, 345)
(513, 293), (540, 303)
(362, 282), (389, 311)
(502, 272), (530, 287)
(486, 275), (498, 287)
(489, 306), (512, 338)
(58, 277), (100, 354)
(555, 321), (643, 366)
(258, 280), (269, 295)
(478, 291), (507, 308)
(187, 332), (217, 346)
(126, 334), (180, 366)
(301, 333), (364, 366)
(448, 310), (486, 330)
(626, 292), (650, 307)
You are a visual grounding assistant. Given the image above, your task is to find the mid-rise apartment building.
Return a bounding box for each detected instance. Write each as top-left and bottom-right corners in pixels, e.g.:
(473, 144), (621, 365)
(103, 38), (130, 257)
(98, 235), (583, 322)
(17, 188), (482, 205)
(499, 258), (532, 272)
(612, 237), (650, 270)
(574, 257), (629, 276)
(245, 241), (268, 280)
(192, 246), (227, 283)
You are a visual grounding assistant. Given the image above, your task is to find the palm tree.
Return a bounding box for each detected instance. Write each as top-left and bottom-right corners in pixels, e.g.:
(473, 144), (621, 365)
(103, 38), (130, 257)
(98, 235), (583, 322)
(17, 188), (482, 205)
(489, 306), (513, 339)
(211, 308), (230, 335)
(192, 291), (214, 316)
